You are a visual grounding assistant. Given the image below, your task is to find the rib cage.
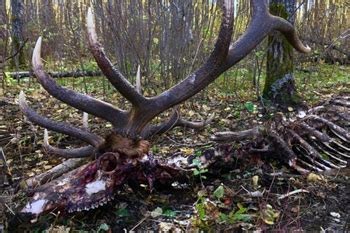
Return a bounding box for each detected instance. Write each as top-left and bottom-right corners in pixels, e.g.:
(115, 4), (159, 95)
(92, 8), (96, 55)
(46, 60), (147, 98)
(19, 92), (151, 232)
(213, 94), (350, 173)
(290, 95), (350, 172)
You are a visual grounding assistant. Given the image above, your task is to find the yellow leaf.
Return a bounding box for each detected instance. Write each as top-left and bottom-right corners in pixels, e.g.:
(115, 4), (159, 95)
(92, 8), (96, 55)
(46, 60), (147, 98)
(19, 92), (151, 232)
(180, 148), (194, 155)
(44, 165), (53, 170)
(202, 104), (210, 112)
(188, 110), (195, 117)
(27, 172), (35, 177)
(252, 175), (259, 189)
(307, 172), (324, 183)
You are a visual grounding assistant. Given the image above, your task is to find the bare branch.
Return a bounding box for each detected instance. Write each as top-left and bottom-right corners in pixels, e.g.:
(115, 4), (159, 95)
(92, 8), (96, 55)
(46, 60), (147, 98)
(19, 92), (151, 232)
(5, 38), (28, 62)
(19, 91), (104, 147)
(25, 158), (86, 189)
(212, 127), (262, 142)
(86, 8), (146, 107)
(32, 37), (127, 127)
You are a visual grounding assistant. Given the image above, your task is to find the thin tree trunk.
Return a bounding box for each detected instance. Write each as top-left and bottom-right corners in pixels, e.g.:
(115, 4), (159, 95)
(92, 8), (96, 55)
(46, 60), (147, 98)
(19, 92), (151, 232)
(10, 0), (26, 70)
(0, 0), (8, 92)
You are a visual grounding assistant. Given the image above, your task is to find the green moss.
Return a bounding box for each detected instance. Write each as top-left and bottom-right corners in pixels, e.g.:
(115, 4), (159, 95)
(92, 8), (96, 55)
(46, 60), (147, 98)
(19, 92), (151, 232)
(269, 2), (289, 19)
(9, 37), (27, 70)
(263, 2), (298, 106)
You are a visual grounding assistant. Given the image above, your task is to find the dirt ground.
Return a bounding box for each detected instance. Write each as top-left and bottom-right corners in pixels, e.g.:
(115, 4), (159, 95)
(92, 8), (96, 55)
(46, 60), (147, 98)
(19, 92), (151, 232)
(0, 79), (349, 232)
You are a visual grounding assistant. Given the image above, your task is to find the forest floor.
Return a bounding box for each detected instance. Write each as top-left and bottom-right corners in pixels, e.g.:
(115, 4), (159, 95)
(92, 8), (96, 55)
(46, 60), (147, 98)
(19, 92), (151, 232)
(0, 64), (349, 232)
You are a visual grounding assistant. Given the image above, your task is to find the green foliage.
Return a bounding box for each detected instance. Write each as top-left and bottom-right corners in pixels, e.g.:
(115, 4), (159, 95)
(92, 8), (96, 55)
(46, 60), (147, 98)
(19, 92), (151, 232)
(150, 207), (177, 218)
(229, 204), (251, 223)
(163, 208), (177, 218)
(97, 223), (110, 232)
(244, 101), (256, 113)
(4, 72), (17, 86)
(194, 196), (207, 221)
(219, 203), (254, 224)
(151, 145), (159, 153)
(116, 207), (130, 218)
(213, 184), (224, 200)
(84, 61), (99, 71)
(260, 204), (280, 225)
(192, 159), (208, 179)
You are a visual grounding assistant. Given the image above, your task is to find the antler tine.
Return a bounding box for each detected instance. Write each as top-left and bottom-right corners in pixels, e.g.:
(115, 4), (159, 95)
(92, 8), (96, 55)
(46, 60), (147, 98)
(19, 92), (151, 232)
(177, 114), (215, 129)
(270, 16), (311, 53)
(142, 108), (214, 138)
(32, 37), (127, 128)
(86, 8), (146, 107)
(145, 0), (235, 118)
(19, 91), (104, 147)
(224, 0), (310, 69)
(142, 108), (181, 138)
(44, 130), (95, 158)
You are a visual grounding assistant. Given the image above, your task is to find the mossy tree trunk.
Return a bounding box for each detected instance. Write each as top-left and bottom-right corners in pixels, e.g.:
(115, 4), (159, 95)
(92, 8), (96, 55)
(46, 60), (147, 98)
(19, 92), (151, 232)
(10, 0), (26, 70)
(263, 0), (300, 106)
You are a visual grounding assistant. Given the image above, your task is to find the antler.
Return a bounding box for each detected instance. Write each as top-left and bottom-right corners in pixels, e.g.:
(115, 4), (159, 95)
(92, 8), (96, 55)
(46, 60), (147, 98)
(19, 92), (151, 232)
(142, 108), (215, 138)
(86, 9), (146, 107)
(19, 91), (104, 147)
(20, 0), (310, 158)
(83, 0), (309, 137)
(149, 0), (310, 115)
(32, 37), (128, 129)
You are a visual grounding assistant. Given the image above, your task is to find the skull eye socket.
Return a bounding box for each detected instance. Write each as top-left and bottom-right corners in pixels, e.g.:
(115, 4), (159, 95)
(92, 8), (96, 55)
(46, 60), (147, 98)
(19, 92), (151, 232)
(98, 152), (119, 173)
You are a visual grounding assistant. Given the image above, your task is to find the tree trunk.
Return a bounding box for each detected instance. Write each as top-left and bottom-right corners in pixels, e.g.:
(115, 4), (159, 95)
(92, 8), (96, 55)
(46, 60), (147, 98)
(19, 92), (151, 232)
(0, 0), (8, 54)
(10, 0), (26, 70)
(263, 0), (300, 106)
(0, 0), (7, 88)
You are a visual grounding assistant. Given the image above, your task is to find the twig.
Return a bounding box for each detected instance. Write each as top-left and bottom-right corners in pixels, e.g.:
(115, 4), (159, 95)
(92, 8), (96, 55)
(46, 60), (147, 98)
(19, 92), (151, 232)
(0, 147), (9, 171)
(4, 203), (15, 215)
(0, 147), (12, 183)
(4, 38), (29, 62)
(277, 189), (309, 200)
(130, 215), (149, 231)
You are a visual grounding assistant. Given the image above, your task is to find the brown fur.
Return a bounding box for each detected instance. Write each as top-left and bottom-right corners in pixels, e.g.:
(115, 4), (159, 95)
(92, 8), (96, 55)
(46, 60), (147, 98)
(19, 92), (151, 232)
(98, 133), (150, 159)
